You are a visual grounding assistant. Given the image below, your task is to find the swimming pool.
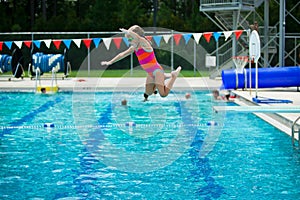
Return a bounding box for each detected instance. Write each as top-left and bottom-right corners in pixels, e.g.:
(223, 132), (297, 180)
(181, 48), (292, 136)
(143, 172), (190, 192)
(1, 91), (300, 199)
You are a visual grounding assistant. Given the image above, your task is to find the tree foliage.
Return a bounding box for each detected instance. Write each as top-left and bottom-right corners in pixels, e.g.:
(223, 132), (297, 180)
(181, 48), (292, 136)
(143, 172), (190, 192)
(0, 0), (218, 32)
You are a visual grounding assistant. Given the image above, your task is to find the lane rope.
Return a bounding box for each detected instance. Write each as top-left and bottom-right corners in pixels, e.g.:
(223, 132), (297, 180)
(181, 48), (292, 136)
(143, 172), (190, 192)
(0, 122), (221, 130)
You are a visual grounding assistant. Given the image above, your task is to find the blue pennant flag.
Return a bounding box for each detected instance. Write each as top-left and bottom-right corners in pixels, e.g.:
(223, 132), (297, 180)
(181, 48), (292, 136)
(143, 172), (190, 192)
(33, 40), (41, 48)
(93, 38), (102, 48)
(183, 34), (192, 44)
(153, 35), (162, 47)
(213, 32), (222, 42)
(122, 37), (130, 47)
(4, 41), (13, 49)
(63, 40), (72, 49)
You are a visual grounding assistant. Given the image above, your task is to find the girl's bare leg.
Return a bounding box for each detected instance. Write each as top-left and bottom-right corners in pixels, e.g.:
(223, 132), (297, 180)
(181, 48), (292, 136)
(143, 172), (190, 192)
(155, 66), (181, 97)
(144, 75), (156, 101)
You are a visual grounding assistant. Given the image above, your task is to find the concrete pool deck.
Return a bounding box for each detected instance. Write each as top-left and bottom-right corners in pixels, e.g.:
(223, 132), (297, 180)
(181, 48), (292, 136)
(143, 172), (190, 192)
(0, 76), (299, 144)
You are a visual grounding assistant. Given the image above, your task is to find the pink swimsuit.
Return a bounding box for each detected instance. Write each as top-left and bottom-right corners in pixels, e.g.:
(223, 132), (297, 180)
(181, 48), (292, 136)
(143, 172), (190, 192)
(134, 48), (163, 77)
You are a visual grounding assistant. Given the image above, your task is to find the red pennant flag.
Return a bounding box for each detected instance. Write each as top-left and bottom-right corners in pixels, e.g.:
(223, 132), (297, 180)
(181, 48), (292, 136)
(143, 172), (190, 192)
(173, 34), (182, 46)
(145, 36), (152, 41)
(53, 40), (62, 50)
(234, 30), (243, 40)
(203, 32), (213, 43)
(83, 39), (92, 48)
(24, 41), (32, 48)
(112, 37), (122, 49)
(0, 42), (3, 51)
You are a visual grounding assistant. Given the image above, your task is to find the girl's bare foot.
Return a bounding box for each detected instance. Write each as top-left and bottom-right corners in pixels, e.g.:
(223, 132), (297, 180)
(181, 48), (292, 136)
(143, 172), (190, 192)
(171, 66), (182, 78)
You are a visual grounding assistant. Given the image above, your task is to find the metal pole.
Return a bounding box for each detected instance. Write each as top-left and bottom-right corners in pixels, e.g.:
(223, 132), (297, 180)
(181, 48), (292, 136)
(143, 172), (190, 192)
(171, 30), (174, 71)
(264, 0), (269, 67)
(232, 11), (238, 58)
(255, 62), (258, 98)
(130, 53), (133, 76)
(193, 40), (196, 76)
(216, 40), (219, 70)
(87, 33), (90, 77)
(279, 0), (285, 67)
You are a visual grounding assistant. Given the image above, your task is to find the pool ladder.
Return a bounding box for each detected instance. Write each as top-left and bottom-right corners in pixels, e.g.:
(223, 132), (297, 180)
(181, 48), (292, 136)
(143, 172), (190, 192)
(292, 116), (300, 147)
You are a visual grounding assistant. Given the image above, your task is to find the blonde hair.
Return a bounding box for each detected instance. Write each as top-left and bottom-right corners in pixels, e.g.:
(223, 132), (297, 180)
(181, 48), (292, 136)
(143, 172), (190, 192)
(129, 25), (145, 37)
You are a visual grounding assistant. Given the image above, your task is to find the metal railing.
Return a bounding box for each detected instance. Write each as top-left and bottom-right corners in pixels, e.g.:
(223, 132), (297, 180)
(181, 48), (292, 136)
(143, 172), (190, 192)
(292, 116), (300, 147)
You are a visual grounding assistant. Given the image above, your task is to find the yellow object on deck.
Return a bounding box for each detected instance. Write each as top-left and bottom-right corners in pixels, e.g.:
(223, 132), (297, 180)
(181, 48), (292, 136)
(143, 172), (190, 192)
(36, 85), (59, 93)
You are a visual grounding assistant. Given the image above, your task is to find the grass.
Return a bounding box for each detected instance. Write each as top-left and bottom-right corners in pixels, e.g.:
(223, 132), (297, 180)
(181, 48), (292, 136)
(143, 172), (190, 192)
(71, 69), (209, 77)
(2, 69), (209, 78)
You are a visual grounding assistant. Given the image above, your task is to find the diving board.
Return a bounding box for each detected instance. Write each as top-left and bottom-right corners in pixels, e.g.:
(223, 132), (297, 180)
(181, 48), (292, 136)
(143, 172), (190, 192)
(213, 106), (300, 113)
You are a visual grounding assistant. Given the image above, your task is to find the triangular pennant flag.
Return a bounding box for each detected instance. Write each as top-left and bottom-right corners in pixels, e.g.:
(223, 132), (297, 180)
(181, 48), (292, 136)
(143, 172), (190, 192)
(103, 38), (112, 50)
(145, 36), (152, 42)
(183, 33), (192, 44)
(63, 39), (72, 49)
(163, 35), (172, 43)
(83, 39), (92, 48)
(193, 33), (202, 44)
(0, 42), (3, 51)
(223, 31), (233, 41)
(4, 41), (13, 50)
(53, 40), (62, 50)
(153, 35), (162, 47)
(112, 37), (122, 49)
(213, 32), (222, 42)
(33, 40), (41, 48)
(23, 41), (32, 48)
(203, 32), (213, 43)
(43, 39), (52, 48)
(173, 34), (182, 45)
(234, 30), (243, 40)
(93, 38), (102, 48)
(122, 37), (130, 47)
(73, 39), (81, 48)
(14, 41), (22, 49)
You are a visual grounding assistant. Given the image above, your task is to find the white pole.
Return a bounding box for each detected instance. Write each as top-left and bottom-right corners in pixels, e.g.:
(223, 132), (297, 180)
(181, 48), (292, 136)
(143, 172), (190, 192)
(87, 33), (90, 77)
(255, 61), (258, 98)
(249, 57), (252, 95)
(193, 40), (196, 76)
(171, 30), (174, 71)
(130, 53), (133, 76)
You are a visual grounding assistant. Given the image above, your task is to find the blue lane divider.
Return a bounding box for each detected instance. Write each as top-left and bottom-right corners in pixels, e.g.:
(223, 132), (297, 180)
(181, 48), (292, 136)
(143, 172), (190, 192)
(1, 96), (64, 137)
(176, 101), (225, 199)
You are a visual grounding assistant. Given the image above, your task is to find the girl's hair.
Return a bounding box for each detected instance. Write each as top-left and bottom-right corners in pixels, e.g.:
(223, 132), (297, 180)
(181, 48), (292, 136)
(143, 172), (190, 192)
(129, 25), (152, 45)
(129, 25), (145, 37)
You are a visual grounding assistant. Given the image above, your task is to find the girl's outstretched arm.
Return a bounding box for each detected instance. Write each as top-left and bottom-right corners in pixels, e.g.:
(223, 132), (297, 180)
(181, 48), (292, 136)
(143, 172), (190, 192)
(101, 46), (135, 66)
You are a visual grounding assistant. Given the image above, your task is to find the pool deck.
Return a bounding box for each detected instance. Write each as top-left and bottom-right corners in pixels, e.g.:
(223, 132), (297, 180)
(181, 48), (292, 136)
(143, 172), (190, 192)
(0, 77), (222, 91)
(1, 76), (299, 144)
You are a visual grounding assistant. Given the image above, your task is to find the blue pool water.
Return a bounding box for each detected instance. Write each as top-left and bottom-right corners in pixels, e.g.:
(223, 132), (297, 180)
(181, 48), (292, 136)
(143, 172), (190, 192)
(0, 91), (300, 199)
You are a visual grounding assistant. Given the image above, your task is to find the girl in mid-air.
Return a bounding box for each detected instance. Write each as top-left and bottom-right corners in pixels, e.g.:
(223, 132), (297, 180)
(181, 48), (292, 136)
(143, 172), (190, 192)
(101, 25), (181, 101)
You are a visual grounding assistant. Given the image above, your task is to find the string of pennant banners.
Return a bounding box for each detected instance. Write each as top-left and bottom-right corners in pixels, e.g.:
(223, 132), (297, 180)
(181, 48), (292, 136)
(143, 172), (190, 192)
(0, 30), (245, 51)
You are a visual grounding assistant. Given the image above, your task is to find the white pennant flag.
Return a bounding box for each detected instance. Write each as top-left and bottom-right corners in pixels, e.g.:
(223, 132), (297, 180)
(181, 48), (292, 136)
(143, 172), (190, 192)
(193, 33), (202, 44)
(42, 39), (52, 48)
(223, 31), (233, 41)
(103, 38), (112, 50)
(73, 39), (82, 48)
(163, 35), (172, 43)
(14, 41), (23, 49)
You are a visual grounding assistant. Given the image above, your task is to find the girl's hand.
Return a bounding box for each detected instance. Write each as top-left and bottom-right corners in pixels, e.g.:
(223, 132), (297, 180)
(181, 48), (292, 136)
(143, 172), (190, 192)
(119, 28), (128, 34)
(101, 61), (112, 66)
